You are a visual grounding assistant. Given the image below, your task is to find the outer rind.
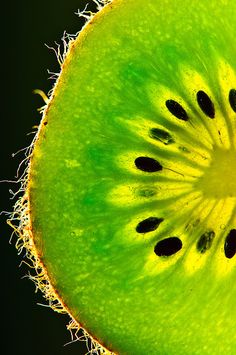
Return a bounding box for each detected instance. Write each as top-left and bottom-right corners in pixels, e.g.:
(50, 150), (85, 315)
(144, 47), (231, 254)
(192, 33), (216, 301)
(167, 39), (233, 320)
(10, 1), (115, 354)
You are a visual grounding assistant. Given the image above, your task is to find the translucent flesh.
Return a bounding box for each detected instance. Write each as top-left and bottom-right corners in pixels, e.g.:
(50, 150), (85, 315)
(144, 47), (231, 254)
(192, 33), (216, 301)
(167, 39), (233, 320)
(29, 0), (236, 353)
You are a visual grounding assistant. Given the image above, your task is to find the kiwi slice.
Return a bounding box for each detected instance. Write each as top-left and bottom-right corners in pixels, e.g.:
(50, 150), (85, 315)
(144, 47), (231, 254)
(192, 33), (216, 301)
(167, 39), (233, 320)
(13, 0), (236, 354)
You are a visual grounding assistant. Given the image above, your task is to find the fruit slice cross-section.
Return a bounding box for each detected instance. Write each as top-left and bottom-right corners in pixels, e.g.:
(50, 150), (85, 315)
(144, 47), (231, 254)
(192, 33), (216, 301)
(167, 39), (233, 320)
(26, 0), (236, 354)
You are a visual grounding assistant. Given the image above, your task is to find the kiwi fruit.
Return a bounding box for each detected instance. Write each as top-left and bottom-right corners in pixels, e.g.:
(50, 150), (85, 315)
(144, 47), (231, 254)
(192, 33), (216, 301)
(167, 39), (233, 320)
(11, 0), (236, 354)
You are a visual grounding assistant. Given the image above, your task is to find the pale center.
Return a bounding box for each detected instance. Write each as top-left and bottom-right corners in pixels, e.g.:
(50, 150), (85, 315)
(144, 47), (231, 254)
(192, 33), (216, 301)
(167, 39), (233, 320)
(195, 147), (236, 198)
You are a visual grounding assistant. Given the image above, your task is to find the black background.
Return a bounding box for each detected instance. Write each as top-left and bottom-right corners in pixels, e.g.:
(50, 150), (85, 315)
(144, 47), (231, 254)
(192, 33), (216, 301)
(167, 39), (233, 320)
(1, 1), (100, 354)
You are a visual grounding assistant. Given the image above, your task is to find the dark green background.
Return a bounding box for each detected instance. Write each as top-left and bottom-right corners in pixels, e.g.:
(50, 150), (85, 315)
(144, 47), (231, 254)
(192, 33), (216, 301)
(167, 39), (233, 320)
(1, 1), (99, 354)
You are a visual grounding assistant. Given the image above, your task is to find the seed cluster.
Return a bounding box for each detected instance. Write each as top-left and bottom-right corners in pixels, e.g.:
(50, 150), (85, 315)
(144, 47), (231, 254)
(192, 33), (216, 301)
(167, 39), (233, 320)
(133, 88), (236, 261)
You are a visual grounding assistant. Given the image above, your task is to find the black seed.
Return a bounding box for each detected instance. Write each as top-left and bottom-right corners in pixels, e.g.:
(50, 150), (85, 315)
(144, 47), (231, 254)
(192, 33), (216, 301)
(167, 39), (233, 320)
(196, 90), (215, 118)
(135, 156), (163, 172)
(166, 99), (189, 121)
(224, 229), (236, 259)
(136, 217), (164, 233)
(149, 128), (174, 145)
(229, 89), (236, 112)
(154, 237), (182, 257)
(197, 230), (215, 254)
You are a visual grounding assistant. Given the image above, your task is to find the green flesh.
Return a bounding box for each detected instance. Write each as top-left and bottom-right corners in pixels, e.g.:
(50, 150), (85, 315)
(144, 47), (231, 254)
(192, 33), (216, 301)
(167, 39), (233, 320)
(29, 0), (236, 353)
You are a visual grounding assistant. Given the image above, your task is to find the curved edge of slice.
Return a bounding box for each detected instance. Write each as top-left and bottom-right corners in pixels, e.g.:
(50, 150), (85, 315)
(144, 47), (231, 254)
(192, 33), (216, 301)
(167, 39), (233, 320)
(7, 1), (117, 354)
